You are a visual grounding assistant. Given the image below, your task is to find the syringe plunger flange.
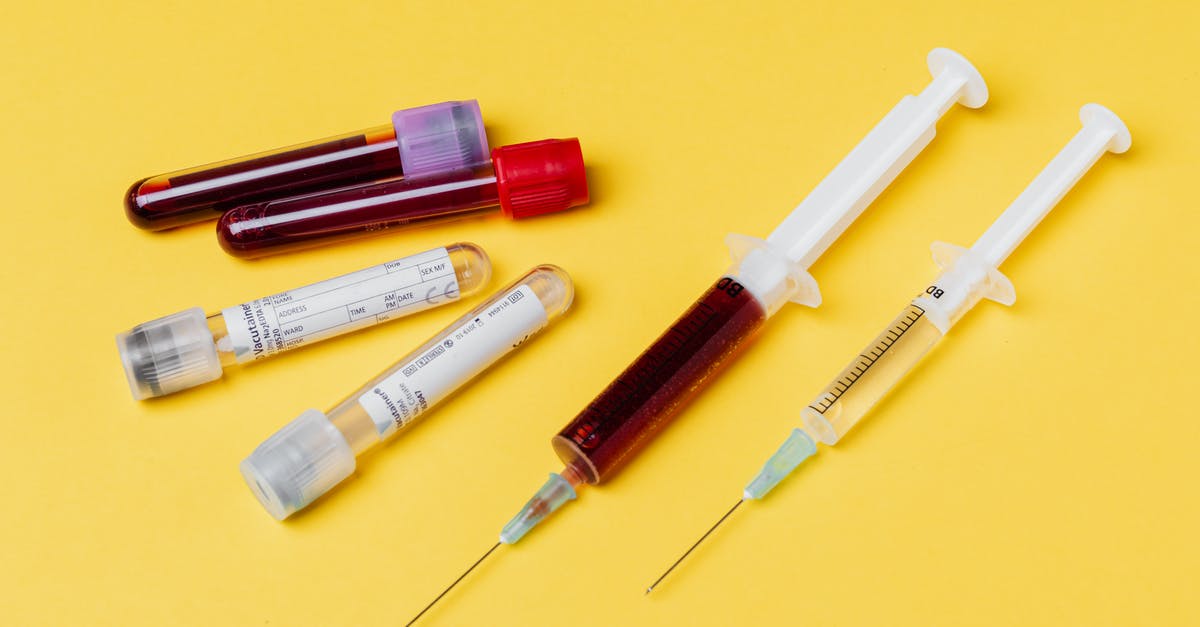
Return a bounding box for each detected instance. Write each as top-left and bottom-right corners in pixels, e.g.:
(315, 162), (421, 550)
(116, 307), (222, 400)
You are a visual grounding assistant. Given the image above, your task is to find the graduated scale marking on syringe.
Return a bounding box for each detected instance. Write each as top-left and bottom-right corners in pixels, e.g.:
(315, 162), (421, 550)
(646, 103), (1132, 593)
(406, 47), (989, 625)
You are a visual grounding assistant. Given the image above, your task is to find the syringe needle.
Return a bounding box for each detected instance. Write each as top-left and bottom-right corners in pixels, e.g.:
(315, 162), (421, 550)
(407, 542), (501, 626)
(646, 499), (744, 595)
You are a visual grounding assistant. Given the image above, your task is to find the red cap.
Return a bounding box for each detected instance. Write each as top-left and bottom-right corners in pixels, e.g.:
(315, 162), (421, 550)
(492, 138), (589, 219)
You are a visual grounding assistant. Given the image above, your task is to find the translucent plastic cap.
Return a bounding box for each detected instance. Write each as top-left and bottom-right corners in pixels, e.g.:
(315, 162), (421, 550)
(392, 100), (490, 177)
(240, 409), (355, 520)
(116, 307), (223, 400)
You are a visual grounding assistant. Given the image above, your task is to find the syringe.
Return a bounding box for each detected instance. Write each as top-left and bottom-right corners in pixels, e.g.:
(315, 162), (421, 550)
(409, 48), (988, 623)
(650, 104), (1131, 591)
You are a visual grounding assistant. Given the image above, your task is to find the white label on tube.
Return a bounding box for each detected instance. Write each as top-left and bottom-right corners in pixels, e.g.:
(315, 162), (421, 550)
(221, 247), (459, 363)
(358, 284), (549, 438)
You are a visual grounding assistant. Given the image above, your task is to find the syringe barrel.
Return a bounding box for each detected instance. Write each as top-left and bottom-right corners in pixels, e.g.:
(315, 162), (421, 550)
(241, 265), (574, 520)
(551, 273), (767, 483)
(971, 104), (1132, 268)
(116, 243), (491, 400)
(125, 101), (489, 230)
(801, 303), (944, 445)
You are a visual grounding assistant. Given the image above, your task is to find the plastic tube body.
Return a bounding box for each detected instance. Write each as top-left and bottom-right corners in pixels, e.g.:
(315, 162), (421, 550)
(126, 125), (406, 230)
(216, 137), (590, 258)
(218, 165), (502, 257)
(326, 265), (574, 455)
(124, 100), (488, 230)
(239, 265), (574, 520)
(552, 273), (768, 484)
(116, 243), (490, 399)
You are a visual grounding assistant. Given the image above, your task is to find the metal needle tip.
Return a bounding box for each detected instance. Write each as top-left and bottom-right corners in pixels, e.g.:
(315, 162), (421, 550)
(645, 499), (744, 595)
(407, 542), (501, 626)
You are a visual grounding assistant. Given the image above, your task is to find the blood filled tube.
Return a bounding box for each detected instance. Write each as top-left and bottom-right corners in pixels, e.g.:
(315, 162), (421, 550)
(125, 100), (488, 230)
(240, 265), (574, 520)
(216, 138), (589, 258)
(116, 243), (490, 400)
(497, 48), (989, 544)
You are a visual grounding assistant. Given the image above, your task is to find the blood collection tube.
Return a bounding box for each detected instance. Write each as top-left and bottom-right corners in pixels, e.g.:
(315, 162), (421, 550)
(125, 100), (488, 231)
(216, 138), (589, 258)
(116, 243), (490, 400)
(240, 265), (574, 520)
(495, 48), (989, 545)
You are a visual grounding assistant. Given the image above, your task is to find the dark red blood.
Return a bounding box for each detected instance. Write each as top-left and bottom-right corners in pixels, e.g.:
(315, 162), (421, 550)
(125, 132), (405, 230)
(216, 165), (501, 258)
(552, 276), (767, 483)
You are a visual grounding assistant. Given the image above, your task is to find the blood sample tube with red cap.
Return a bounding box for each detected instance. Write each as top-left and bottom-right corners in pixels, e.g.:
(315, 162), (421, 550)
(124, 100), (488, 231)
(215, 138), (589, 258)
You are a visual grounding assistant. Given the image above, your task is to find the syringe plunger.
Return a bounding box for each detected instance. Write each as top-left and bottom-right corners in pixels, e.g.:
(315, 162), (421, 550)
(918, 104), (1131, 333)
(971, 104), (1131, 268)
(731, 48), (989, 314)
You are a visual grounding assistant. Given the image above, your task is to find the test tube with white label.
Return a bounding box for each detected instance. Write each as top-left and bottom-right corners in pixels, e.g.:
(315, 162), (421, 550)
(116, 243), (490, 400)
(240, 265), (573, 520)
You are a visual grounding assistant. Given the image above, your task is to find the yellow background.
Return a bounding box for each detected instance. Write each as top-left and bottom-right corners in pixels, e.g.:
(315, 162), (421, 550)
(2, 1), (1197, 625)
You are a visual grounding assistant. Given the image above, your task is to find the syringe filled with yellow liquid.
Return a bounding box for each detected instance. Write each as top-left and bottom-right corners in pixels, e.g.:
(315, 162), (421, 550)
(779, 103), (1128, 464)
(648, 104), (1130, 593)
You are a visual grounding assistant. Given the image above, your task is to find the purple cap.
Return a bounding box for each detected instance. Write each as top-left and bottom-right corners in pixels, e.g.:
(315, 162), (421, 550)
(392, 100), (490, 177)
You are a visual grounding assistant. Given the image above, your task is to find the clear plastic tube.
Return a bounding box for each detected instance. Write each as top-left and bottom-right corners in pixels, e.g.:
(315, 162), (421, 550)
(218, 165), (502, 257)
(124, 101), (488, 231)
(241, 265), (574, 520)
(215, 138), (589, 258)
(116, 243), (490, 400)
